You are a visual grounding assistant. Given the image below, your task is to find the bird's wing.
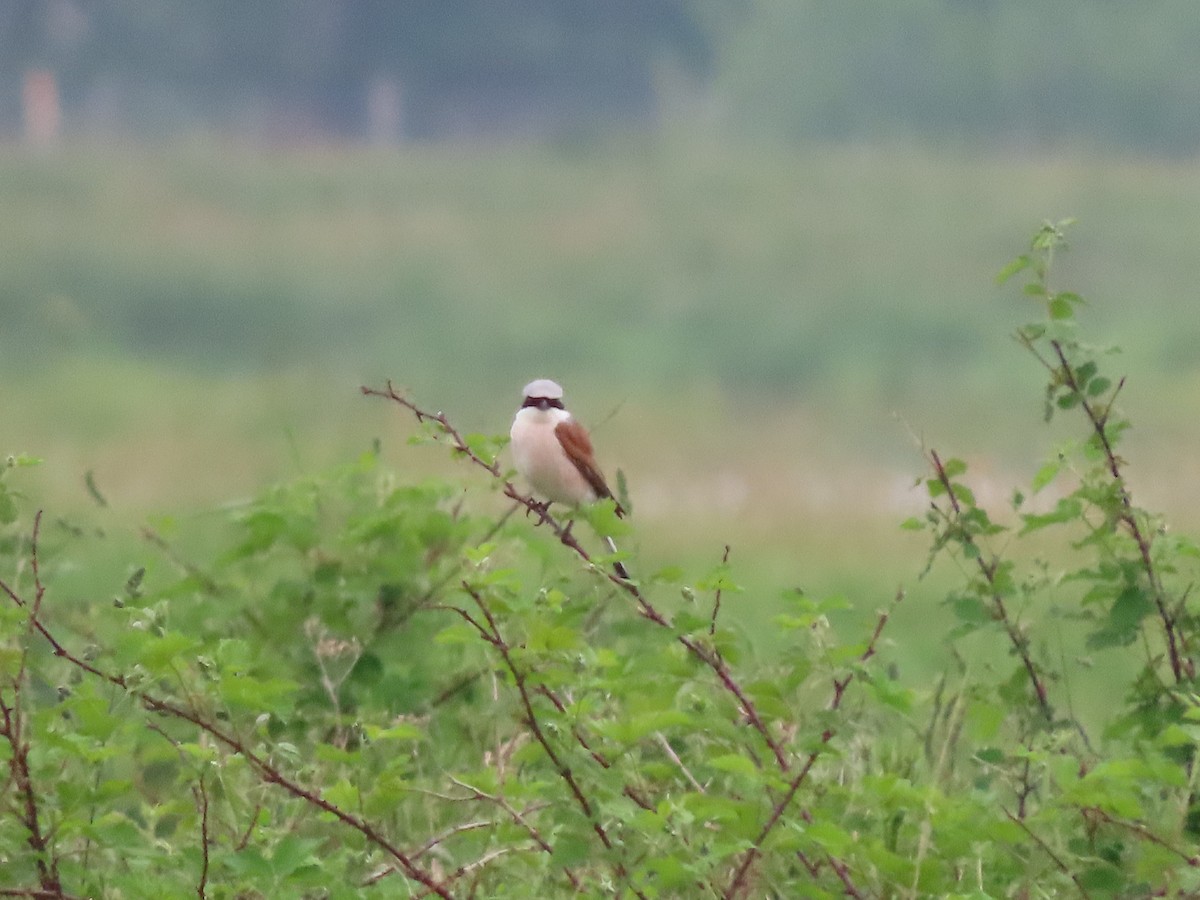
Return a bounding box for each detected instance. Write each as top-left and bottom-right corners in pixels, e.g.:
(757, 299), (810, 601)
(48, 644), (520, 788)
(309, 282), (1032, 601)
(555, 419), (622, 513)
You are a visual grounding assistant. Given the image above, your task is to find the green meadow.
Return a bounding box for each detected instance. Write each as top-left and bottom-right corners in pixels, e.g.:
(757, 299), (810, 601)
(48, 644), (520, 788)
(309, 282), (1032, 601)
(5, 138), (1200, 632)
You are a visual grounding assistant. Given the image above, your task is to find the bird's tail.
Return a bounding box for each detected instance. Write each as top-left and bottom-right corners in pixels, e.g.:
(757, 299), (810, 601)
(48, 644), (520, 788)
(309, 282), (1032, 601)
(603, 535), (631, 581)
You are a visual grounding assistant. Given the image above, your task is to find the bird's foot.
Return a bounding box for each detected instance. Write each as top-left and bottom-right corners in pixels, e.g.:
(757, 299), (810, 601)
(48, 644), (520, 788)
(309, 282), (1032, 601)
(526, 499), (553, 524)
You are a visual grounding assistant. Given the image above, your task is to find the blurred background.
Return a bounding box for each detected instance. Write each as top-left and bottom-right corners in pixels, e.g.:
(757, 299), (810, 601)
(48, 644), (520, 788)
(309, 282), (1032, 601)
(5, 0), (1200, 598)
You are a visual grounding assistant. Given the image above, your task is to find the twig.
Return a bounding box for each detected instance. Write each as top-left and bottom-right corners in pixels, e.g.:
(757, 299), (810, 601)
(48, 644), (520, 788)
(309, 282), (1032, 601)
(364, 383), (789, 771)
(447, 777), (581, 886)
(195, 771), (211, 900)
(827, 853), (865, 899)
(1049, 341), (1186, 683)
(411, 847), (514, 900)
(654, 732), (706, 793)
(1084, 807), (1200, 866)
(1003, 807), (1092, 899)
(725, 591), (901, 898)
(1, 513), (62, 897)
(710, 545), (731, 637)
(0, 694), (61, 896)
(928, 449), (1054, 722)
(0, 517), (454, 900)
(456, 585), (645, 898)
(139, 525), (222, 596)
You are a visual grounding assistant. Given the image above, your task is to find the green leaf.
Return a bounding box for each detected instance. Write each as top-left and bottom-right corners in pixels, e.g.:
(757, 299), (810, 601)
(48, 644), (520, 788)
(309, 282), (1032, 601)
(585, 498), (630, 537)
(1019, 497), (1082, 534)
(1077, 864), (1124, 893)
(550, 830), (593, 867)
(637, 856), (694, 890)
(995, 254), (1031, 285)
(1087, 376), (1112, 397)
(707, 753), (760, 778)
(941, 457), (968, 478)
(0, 489), (16, 524)
(1075, 360), (1098, 384)
(951, 594), (993, 627)
(950, 483), (975, 506)
(138, 631), (201, 672)
(1030, 458), (1062, 494)
(1049, 296), (1073, 320)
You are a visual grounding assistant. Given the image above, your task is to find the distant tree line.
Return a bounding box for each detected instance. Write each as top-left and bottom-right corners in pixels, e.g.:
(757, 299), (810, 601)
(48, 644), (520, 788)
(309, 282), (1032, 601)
(1, 0), (1197, 151)
(0, 0), (725, 140)
(722, 0), (1200, 154)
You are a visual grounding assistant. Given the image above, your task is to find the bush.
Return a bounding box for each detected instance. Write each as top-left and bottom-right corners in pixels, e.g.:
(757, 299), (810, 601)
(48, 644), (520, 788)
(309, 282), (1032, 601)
(1, 222), (1198, 897)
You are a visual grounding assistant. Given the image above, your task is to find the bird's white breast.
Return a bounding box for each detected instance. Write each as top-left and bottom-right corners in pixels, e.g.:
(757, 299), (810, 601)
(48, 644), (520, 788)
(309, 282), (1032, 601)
(510, 407), (597, 505)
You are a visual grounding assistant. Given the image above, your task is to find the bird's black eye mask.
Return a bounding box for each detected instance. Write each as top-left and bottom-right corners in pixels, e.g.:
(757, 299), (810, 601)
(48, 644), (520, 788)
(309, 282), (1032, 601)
(522, 396), (565, 410)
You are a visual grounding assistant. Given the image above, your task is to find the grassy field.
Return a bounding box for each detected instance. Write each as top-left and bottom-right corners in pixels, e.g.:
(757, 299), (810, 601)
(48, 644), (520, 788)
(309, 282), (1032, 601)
(5, 137), (1200, 652)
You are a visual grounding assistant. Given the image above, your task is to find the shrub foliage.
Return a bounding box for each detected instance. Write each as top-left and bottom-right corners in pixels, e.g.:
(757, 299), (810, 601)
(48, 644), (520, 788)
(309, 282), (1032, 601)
(2, 222), (1200, 897)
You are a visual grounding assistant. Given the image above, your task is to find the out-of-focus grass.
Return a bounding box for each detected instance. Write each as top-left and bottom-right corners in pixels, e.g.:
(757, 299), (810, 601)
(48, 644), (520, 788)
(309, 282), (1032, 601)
(5, 138), (1200, 710)
(8, 139), (1200, 413)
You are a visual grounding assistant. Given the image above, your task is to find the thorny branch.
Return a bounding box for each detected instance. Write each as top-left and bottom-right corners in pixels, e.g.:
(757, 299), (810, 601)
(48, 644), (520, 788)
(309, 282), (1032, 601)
(0, 511), (62, 897)
(455, 585), (646, 899)
(709, 544), (731, 637)
(1047, 339), (1187, 683)
(0, 515), (454, 900)
(194, 772), (211, 900)
(447, 778), (583, 892)
(724, 590), (902, 898)
(363, 381), (790, 771)
(1004, 808), (1092, 899)
(927, 449), (1055, 722)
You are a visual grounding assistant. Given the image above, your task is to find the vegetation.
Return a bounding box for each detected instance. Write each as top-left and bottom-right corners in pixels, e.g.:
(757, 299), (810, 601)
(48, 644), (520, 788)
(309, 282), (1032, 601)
(7, 1), (1200, 150)
(721, 0), (1200, 153)
(3, 222), (1200, 896)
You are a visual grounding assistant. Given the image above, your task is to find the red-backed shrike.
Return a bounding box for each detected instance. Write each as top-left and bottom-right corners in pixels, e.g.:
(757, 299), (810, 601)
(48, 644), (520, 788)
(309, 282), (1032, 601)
(510, 378), (623, 515)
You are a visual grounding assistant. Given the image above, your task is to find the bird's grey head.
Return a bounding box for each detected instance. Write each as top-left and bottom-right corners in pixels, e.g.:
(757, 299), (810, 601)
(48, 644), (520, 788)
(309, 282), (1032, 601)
(520, 378), (566, 411)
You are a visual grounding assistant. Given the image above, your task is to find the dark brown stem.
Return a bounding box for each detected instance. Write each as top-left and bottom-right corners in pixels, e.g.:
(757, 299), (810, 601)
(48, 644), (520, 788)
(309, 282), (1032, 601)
(1049, 340), (1186, 683)
(0, 517), (454, 900)
(1004, 807), (1092, 899)
(364, 383), (790, 771)
(710, 544), (731, 637)
(194, 772), (210, 900)
(1, 513), (62, 897)
(456, 585), (645, 898)
(448, 778), (583, 892)
(928, 449), (1054, 721)
(0, 694), (61, 896)
(725, 592), (900, 898)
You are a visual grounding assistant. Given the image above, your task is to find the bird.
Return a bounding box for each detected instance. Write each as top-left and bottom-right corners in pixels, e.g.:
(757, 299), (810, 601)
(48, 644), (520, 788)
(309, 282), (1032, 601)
(510, 378), (629, 580)
(509, 378), (623, 515)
